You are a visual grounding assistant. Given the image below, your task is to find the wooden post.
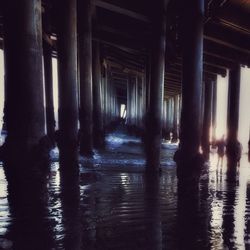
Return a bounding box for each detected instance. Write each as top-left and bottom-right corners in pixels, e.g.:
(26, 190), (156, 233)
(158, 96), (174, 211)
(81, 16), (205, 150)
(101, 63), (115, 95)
(173, 95), (179, 142)
(43, 43), (55, 146)
(78, 0), (93, 156)
(93, 41), (105, 148)
(175, 0), (204, 180)
(57, 0), (79, 163)
(145, 0), (168, 171)
(3, 0), (46, 163)
(227, 65), (241, 162)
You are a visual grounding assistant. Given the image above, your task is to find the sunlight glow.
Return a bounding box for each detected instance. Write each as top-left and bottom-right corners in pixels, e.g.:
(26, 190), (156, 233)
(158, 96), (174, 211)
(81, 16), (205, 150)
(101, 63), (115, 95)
(120, 104), (126, 118)
(238, 67), (250, 152)
(215, 73), (228, 140)
(52, 58), (59, 129)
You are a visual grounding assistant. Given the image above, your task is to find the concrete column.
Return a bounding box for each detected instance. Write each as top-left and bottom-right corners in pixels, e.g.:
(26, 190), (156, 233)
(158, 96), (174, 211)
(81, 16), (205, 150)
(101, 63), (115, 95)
(133, 77), (137, 125)
(146, 55), (151, 112)
(138, 78), (143, 127)
(127, 76), (133, 126)
(227, 65), (241, 161)
(43, 43), (55, 146)
(212, 80), (217, 143)
(100, 67), (105, 120)
(145, 0), (168, 171)
(57, 0), (79, 162)
(172, 95), (179, 142)
(168, 98), (174, 137)
(78, 0), (93, 156)
(201, 81), (213, 160)
(175, 0), (204, 178)
(126, 79), (129, 125)
(141, 77), (147, 125)
(92, 41), (105, 148)
(162, 100), (167, 138)
(171, 99), (174, 131)
(200, 82), (205, 134)
(103, 67), (108, 125)
(109, 84), (114, 122)
(3, 0), (46, 163)
(164, 100), (167, 130)
(107, 71), (112, 123)
(165, 99), (171, 136)
(134, 76), (138, 126)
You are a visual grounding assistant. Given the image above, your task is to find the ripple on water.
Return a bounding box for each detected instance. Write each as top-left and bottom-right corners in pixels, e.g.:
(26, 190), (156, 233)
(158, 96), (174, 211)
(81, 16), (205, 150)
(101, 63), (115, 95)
(0, 133), (250, 249)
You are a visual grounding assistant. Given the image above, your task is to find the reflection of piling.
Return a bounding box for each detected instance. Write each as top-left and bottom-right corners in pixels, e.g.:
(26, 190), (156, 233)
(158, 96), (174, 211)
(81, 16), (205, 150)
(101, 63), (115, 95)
(245, 183), (250, 247)
(226, 159), (238, 182)
(222, 176), (236, 249)
(3, 161), (54, 250)
(177, 178), (201, 249)
(60, 162), (82, 250)
(144, 173), (162, 250)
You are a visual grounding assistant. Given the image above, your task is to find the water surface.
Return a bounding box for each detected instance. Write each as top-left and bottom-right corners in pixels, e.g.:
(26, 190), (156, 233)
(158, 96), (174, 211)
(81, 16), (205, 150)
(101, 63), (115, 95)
(0, 131), (250, 249)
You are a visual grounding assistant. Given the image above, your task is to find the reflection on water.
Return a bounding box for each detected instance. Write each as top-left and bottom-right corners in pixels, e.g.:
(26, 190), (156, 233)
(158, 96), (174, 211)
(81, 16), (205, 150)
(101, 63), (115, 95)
(0, 131), (250, 249)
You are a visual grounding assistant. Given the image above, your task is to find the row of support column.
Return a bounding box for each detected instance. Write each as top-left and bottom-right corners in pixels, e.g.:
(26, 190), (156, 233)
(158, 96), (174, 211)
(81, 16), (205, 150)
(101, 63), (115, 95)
(126, 75), (146, 128)
(104, 73), (119, 125)
(100, 67), (119, 126)
(200, 68), (242, 168)
(2, 0), (120, 165)
(144, 0), (242, 180)
(162, 96), (181, 141)
(1, 0), (243, 181)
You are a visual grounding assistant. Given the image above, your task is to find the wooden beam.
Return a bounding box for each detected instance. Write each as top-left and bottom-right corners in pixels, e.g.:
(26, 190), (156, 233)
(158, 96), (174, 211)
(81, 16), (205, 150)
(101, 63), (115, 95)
(172, 58), (227, 76)
(203, 54), (236, 69)
(204, 39), (250, 66)
(205, 23), (250, 55)
(213, 6), (250, 35)
(94, 0), (150, 23)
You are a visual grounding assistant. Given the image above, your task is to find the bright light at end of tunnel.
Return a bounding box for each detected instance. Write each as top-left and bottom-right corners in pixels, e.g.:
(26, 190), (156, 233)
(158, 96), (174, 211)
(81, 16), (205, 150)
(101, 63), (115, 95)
(215, 73), (228, 141)
(120, 104), (126, 118)
(238, 66), (250, 152)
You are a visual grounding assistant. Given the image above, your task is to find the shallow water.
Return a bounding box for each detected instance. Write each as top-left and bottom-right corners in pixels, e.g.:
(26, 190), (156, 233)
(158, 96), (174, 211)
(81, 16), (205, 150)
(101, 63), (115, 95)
(0, 131), (250, 249)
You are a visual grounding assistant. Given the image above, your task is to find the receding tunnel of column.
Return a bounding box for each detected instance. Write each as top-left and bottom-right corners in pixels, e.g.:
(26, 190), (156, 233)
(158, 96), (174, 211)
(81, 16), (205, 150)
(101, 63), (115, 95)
(0, 0), (250, 249)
